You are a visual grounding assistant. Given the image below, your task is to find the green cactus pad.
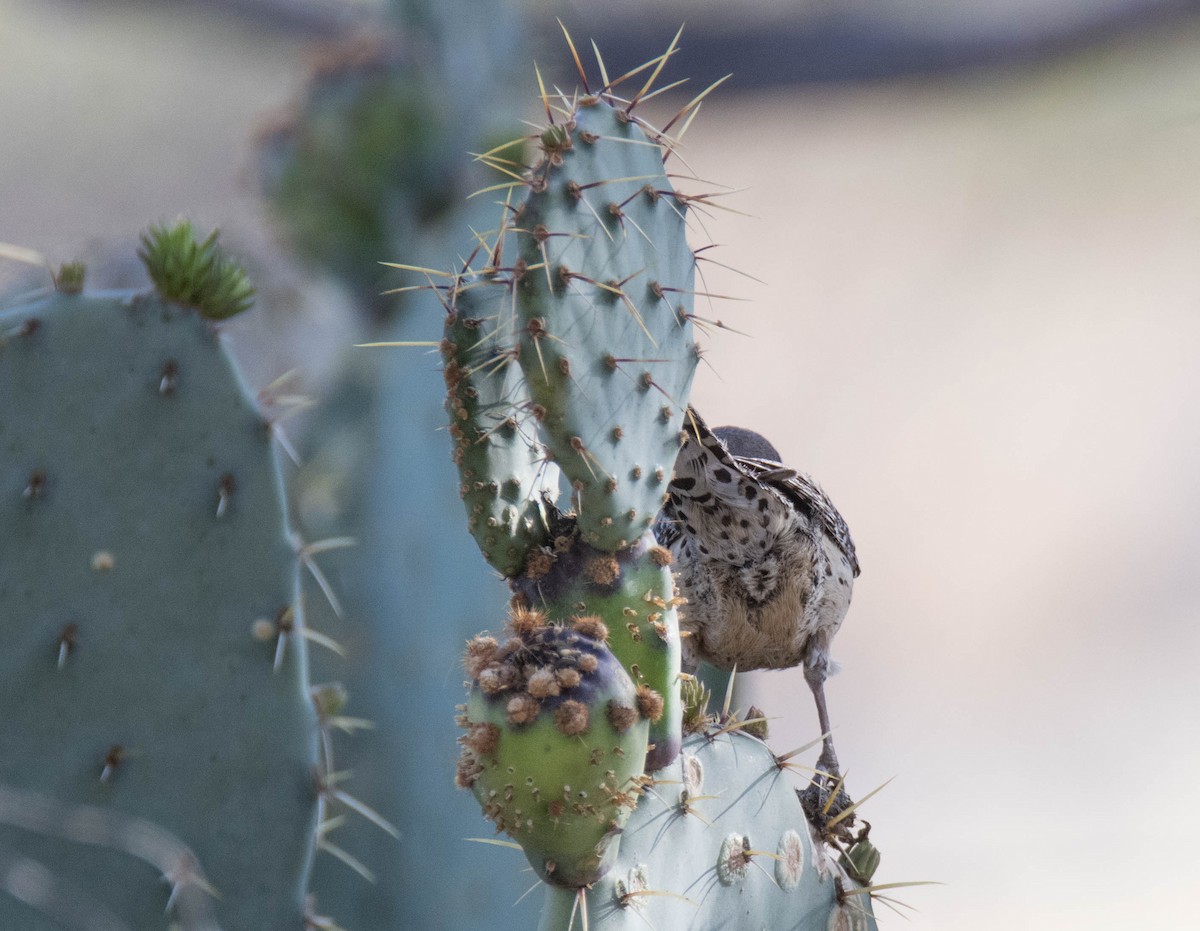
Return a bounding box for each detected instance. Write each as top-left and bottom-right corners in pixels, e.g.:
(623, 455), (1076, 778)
(458, 623), (650, 887)
(442, 273), (556, 576)
(537, 730), (879, 931)
(512, 531), (681, 772)
(513, 98), (697, 552)
(0, 289), (319, 929)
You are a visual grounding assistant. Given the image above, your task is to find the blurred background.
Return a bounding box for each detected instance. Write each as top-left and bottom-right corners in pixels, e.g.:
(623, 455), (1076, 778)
(3, 0), (1199, 928)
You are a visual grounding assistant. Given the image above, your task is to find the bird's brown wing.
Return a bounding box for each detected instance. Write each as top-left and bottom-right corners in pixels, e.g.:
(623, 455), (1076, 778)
(734, 457), (860, 577)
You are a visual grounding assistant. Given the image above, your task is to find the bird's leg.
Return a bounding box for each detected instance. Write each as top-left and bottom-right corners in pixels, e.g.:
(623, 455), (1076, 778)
(805, 667), (840, 782)
(798, 651), (856, 842)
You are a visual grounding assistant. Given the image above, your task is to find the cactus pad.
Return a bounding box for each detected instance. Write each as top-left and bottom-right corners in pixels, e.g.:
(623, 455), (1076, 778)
(0, 284), (318, 928)
(538, 729), (879, 931)
(512, 98), (698, 552)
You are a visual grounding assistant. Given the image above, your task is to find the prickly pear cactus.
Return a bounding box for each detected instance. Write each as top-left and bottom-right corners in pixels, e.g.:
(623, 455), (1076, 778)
(431, 31), (894, 928)
(434, 55), (716, 787)
(0, 227), (320, 929)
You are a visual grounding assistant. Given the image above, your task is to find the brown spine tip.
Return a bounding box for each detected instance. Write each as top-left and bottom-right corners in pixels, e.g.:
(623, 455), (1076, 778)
(455, 750), (484, 788)
(506, 693), (540, 725)
(556, 668), (582, 689)
(22, 470), (46, 500)
(523, 548), (555, 581)
(555, 699), (590, 736)
(607, 701), (639, 733)
(636, 685), (664, 723)
(478, 663), (518, 695)
(572, 615), (610, 643)
(159, 360), (179, 396)
(507, 604), (548, 636)
(216, 473), (236, 518)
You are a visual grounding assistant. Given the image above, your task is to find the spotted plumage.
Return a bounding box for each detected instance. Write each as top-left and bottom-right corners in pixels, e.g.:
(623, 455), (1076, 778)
(654, 408), (859, 779)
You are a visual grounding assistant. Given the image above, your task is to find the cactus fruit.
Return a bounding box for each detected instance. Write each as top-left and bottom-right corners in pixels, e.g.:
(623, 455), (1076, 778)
(0, 225), (320, 929)
(457, 612), (651, 887)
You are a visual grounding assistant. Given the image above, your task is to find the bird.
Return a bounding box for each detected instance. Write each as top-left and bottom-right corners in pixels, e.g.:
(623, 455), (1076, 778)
(654, 407), (860, 792)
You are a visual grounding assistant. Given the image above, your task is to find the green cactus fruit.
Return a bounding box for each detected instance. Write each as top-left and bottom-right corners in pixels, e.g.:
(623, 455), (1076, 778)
(457, 617), (650, 887)
(537, 729), (879, 931)
(512, 96), (698, 553)
(0, 251), (318, 928)
(512, 531), (681, 772)
(442, 274), (556, 577)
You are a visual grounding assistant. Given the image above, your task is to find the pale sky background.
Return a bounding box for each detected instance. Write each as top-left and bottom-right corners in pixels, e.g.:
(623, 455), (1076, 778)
(3, 2), (1198, 928)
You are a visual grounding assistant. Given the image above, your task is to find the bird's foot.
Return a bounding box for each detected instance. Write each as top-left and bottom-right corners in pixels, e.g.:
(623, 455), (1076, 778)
(798, 770), (856, 845)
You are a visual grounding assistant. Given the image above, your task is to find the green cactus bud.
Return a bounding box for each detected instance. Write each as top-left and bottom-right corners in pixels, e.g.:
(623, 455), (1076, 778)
(138, 220), (255, 320)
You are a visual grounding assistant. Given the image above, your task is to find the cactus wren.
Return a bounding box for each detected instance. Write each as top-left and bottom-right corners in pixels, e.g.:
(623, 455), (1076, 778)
(654, 408), (860, 784)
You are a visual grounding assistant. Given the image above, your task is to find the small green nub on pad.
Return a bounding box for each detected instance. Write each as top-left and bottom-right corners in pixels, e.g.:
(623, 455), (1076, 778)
(138, 220), (255, 320)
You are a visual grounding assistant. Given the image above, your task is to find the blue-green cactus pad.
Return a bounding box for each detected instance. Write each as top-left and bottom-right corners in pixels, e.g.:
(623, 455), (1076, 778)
(512, 97), (698, 552)
(538, 730), (878, 931)
(0, 292), (319, 929)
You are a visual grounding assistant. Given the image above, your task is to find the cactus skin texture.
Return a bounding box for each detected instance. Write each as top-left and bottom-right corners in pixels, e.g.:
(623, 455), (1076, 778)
(0, 254), (319, 927)
(538, 727), (879, 931)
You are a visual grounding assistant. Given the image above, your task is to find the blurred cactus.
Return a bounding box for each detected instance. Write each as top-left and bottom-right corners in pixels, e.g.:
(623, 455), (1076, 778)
(260, 0), (526, 318)
(291, 255), (549, 927)
(259, 1), (572, 926)
(0, 224), (321, 929)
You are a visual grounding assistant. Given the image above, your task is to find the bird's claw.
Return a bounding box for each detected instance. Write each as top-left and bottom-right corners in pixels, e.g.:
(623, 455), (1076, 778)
(798, 773), (856, 844)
